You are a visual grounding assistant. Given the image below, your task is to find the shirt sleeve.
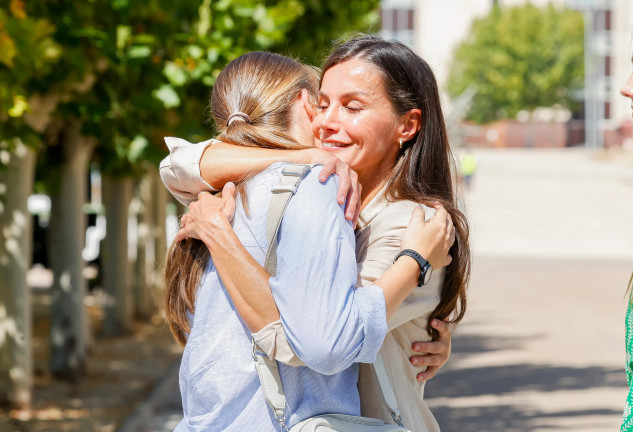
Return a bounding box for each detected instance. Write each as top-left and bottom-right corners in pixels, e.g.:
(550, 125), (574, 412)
(252, 320), (305, 367)
(358, 202), (440, 332)
(268, 166), (388, 375)
(159, 136), (219, 206)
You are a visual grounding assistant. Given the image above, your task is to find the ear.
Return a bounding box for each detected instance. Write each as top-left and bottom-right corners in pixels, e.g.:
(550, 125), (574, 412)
(299, 88), (316, 121)
(397, 109), (422, 143)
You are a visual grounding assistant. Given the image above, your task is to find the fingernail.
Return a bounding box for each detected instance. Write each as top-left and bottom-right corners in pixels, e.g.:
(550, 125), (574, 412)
(412, 358), (419, 366)
(432, 319), (439, 326)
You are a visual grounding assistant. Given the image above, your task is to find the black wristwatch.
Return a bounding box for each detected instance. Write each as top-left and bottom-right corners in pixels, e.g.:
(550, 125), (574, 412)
(394, 249), (433, 287)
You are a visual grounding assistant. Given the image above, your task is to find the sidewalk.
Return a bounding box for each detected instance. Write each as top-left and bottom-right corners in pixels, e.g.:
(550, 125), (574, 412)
(117, 359), (183, 432)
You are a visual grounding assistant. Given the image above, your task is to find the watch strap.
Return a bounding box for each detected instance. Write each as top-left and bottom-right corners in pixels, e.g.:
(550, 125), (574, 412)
(394, 249), (430, 287)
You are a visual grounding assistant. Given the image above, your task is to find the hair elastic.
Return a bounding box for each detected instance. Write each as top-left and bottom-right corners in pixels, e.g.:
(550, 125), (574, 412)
(227, 112), (251, 126)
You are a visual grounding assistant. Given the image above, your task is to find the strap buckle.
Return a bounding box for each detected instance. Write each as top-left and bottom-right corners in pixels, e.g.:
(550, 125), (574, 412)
(271, 185), (297, 194)
(275, 413), (289, 431)
(281, 164), (312, 177)
(392, 412), (404, 427)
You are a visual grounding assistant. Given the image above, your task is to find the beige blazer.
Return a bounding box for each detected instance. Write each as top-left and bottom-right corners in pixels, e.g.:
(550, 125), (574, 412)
(159, 137), (442, 431)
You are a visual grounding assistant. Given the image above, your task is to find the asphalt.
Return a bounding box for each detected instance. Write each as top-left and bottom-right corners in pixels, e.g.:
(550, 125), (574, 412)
(119, 148), (633, 432)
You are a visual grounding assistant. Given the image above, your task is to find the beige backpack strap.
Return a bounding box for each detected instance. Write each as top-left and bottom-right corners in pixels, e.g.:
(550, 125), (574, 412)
(264, 164), (314, 276)
(254, 163), (313, 431)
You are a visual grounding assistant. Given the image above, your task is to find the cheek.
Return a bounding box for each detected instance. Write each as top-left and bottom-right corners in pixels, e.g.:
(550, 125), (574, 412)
(311, 113), (323, 136)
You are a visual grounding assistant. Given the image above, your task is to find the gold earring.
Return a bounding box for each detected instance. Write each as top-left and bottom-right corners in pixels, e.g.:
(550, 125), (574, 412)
(399, 138), (403, 149)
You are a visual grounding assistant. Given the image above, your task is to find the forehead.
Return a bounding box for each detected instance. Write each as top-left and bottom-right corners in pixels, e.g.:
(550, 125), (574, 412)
(321, 58), (386, 95)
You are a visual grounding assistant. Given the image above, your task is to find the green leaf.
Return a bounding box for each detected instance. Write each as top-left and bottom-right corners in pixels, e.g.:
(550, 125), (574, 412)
(164, 62), (188, 86)
(153, 84), (181, 108)
(127, 46), (151, 59)
(8, 95), (29, 118)
(128, 134), (148, 162)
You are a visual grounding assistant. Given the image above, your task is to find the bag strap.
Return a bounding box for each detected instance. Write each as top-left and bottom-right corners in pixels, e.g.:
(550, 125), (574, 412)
(371, 355), (404, 427)
(254, 163), (313, 431)
(253, 163), (403, 429)
(264, 164), (314, 277)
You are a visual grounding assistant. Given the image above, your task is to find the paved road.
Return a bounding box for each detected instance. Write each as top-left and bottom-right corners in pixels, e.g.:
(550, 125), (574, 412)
(426, 148), (633, 431)
(121, 148), (633, 432)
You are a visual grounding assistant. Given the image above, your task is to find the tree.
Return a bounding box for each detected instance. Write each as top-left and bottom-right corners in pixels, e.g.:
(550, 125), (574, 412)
(0, 0), (382, 407)
(271, 0), (380, 66)
(0, 1), (60, 409)
(446, 4), (584, 124)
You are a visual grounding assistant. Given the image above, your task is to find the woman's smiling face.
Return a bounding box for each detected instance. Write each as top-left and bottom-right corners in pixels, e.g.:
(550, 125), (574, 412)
(312, 58), (404, 185)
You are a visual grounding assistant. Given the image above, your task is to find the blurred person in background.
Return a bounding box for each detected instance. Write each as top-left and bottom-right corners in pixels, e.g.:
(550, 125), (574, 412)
(619, 47), (633, 432)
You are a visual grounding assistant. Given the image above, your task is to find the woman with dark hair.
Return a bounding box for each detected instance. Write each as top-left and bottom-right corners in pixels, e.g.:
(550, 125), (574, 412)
(164, 36), (470, 431)
(164, 49), (455, 432)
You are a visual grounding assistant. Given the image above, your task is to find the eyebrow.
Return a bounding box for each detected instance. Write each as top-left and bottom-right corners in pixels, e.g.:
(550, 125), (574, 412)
(318, 90), (370, 99)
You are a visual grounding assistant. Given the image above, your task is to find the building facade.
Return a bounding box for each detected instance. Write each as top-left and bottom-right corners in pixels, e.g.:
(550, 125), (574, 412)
(380, 0), (633, 148)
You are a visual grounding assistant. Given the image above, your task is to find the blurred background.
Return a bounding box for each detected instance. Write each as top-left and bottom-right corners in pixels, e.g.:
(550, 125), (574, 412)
(0, 0), (631, 431)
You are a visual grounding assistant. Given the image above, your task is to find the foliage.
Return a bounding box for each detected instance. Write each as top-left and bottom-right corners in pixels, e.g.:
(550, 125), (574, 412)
(1, 0), (380, 177)
(0, 1), (60, 154)
(446, 4), (584, 124)
(271, 0), (380, 66)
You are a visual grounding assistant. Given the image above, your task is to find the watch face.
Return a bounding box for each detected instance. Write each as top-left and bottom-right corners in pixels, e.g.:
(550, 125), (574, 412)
(423, 264), (433, 285)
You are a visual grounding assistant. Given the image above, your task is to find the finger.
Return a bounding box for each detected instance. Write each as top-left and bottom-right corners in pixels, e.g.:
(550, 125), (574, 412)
(336, 164), (351, 206)
(319, 158), (337, 182)
(411, 205), (427, 225)
(223, 181), (236, 196)
(352, 191), (362, 229)
(174, 228), (188, 243)
(222, 182), (237, 206)
(345, 171), (359, 221)
(198, 191), (209, 201)
(433, 206), (449, 224)
(221, 182), (237, 221)
(410, 353), (442, 367)
(430, 318), (451, 338)
(445, 213), (453, 230)
(412, 340), (443, 354)
(417, 365), (439, 381)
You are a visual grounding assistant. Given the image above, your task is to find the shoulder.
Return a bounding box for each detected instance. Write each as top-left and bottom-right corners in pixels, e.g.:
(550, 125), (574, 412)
(266, 163), (337, 203)
(372, 199), (436, 230)
(277, 164), (348, 231)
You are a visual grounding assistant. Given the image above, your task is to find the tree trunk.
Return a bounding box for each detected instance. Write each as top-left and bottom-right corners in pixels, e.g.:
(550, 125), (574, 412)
(0, 142), (35, 409)
(101, 175), (134, 335)
(151, 168), (168, 293)
(131, 174), (154, 320)
(49, 120), (94, 379)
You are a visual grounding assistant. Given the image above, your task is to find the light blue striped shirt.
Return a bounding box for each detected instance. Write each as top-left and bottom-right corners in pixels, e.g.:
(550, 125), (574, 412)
(175, 163), (388, 431)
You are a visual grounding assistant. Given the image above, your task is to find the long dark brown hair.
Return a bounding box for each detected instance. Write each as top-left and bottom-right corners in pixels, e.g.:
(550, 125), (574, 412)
(164, 52), (319, 346)
(323, 36), (471, 338)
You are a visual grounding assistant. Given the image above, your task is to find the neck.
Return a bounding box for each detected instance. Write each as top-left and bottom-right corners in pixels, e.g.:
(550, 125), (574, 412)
(359, 170), (390, 211)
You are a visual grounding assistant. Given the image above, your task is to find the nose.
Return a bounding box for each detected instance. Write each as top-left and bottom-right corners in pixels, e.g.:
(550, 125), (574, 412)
(318, 104), (340, 134)
(621, 73), (633, 99)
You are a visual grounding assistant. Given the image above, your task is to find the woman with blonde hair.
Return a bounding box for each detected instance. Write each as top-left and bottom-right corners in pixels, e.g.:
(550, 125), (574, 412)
(164, 49), (455, 431)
